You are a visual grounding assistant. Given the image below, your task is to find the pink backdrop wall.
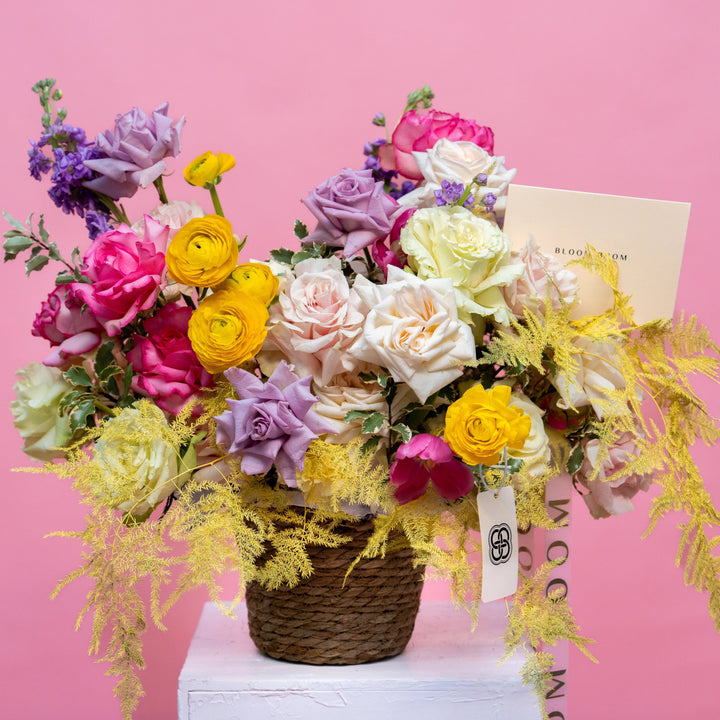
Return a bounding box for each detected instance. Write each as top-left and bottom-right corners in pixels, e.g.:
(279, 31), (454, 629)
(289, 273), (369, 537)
(1, 1), (719, 717)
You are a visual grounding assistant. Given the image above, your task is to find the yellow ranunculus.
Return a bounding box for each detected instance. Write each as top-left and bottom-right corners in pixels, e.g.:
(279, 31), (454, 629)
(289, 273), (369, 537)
(217, 262), (279, 305)
(444, 384), (531, 466)
(165, 215), (239, 287)
(184, 151), (236, 187)
(188, 288), (269, 374)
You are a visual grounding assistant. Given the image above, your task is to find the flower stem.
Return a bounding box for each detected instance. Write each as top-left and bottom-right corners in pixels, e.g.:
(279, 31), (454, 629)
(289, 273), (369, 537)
(153, 176), (169, 204)
(208, 185), (224, 217)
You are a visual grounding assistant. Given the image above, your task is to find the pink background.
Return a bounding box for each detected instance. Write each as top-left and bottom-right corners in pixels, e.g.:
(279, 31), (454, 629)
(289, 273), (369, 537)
(1, 1), (719, 717)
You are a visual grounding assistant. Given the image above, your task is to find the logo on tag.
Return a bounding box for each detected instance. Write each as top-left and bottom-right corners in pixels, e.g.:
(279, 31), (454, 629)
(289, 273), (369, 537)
(488, 522), (513, 565)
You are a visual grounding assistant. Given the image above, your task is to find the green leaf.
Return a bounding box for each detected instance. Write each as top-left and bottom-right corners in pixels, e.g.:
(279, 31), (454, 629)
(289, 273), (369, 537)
(269, 247), (294, 265)
(377, 371), (392, 389)
(291, 250), (314, 264)
(237, 234), (248, 253)
(3, 235), (33, 260)
(343, 409), (375, 423)
(64, 366), (93, 387)
(361, 436), (380, 455)
(566, 444), (585, 475)
(55, 272), (76, 284)
(37, 215), (50, 243)
(361, 411), (385, 434)
(94, 342), (116, 378)
(69, 399), (96, 433)
(293, 220), (309, 239)
(58, 390), (92, 413)
(46, 242), (62, 262)
(25, 253), (49, 275)
(3, 210), (26, 233)
(390, 423), (412, 444)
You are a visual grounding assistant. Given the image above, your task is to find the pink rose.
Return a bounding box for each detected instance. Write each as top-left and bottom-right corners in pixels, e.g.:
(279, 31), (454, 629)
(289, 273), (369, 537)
(261, 257), (366, 385)
(73, 217), (168, 336)
(32, 285), (103, 366)
(380, 109), (494, 181)
(302, 168), (400, 257)
(577, 431), (652, 518)
(128, 303), (213, 414)
(504, 236), (579, 318)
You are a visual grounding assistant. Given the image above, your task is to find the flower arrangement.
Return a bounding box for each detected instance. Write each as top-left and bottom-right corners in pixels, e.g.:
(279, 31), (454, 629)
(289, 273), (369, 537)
(7, 80), (720, 718)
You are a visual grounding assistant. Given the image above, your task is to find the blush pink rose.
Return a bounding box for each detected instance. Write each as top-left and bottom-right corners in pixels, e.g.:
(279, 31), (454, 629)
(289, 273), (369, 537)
(577, 431), (652, 518)
(262, 256), (366, 385)
(73, 216), (168, 336)
(380, 109), (495, 181)
(32, 285), (103, 366)
(128, 303), (213, 414)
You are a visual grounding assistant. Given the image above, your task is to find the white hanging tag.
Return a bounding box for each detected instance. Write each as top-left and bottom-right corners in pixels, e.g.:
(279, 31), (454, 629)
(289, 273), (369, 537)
(477, 485), (519, 603)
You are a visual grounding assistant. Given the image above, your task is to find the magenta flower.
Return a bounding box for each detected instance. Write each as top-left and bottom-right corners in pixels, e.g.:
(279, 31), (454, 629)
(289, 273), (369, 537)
(390, 434), (475, 505)
(83, 102), (184, 199)
(32, 285), (102, 367)
(72, 217), (168, 337)
(302, 168), (400, 257)
(128, 303), (213, 414)
(215, 361), (336, 486)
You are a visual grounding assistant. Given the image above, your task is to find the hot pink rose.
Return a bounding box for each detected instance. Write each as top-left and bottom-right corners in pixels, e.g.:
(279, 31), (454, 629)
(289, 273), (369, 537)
(380, 109), (495, 181)
(128, 303), (213, 414)
(577, 431), (652, 518)
(32, 285), (103, 366)
(73, 216), (168, 336)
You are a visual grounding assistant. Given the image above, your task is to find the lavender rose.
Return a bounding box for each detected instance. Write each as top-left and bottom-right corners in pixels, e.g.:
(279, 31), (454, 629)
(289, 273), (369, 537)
(302, 168), (400, 257)
(215, 361), (336, 487)
(83, 102), (184, 199)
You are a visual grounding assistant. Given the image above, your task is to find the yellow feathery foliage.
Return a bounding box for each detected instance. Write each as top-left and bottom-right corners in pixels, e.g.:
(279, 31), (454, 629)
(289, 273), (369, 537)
(503, 560), (596, 718)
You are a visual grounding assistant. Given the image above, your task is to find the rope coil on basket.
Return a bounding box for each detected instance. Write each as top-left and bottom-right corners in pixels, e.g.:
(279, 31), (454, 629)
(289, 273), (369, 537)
(245, 516), (425, 665)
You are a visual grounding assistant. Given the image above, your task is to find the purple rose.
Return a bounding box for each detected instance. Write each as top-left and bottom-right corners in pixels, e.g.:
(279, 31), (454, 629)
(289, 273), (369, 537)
(302, 168), (400, 257)
(83, 102), (184, 199)
(390, 434), (475, 505)
(32, 285), (103, 367)
(215, 361), (336, 486)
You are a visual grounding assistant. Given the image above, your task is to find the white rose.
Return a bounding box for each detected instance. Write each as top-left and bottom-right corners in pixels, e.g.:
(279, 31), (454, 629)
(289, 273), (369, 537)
(503, 235), (579, 318)
(506, 391), (551, 475)
(93, 403), (182, 517)
(349, 266), (476, 403)
(399, 139), (517, 221)
(400, 205), (523, 324)
(11, 363), (73, 461)
(260, 256), (366, 385)
(551, 338), (627, 420)
(131, 200), (204, 240)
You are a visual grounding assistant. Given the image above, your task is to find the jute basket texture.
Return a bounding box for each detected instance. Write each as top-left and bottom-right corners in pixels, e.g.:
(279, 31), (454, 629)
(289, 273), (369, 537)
(245, 515), (425, 665)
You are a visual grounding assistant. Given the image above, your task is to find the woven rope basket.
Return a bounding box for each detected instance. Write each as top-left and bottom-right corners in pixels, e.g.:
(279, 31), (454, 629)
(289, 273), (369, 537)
(245, 517), (425, 665)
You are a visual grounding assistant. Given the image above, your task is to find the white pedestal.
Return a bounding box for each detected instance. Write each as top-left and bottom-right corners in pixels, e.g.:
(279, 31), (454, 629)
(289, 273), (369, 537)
(178, 601), (541, 719)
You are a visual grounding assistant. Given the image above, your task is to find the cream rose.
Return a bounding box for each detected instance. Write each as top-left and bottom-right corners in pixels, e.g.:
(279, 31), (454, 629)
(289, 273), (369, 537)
(11, 363), (73, 461)
(506, 391), (551, 475)
(93, 403), (183, 517)
(551, 337), (627, 419)
(503, 236), (579, 318)
(260, 256), (366, 385)
(349, 266), (476, 403)
(400, 205), (523, 324)
(399, 138), (517, 221)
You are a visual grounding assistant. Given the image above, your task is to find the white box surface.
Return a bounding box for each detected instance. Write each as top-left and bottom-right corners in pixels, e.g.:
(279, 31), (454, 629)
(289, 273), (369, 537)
(178, 601), (541, 719)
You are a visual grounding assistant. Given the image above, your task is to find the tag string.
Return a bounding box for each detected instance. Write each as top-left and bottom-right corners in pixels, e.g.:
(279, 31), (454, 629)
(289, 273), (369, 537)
(479, 447), (509, 498)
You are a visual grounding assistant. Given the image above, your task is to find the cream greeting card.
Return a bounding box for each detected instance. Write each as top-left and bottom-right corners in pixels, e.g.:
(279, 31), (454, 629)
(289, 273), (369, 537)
(503, 185), (691, 323)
